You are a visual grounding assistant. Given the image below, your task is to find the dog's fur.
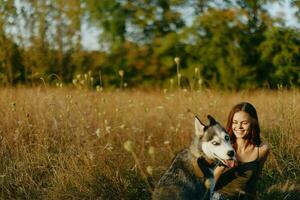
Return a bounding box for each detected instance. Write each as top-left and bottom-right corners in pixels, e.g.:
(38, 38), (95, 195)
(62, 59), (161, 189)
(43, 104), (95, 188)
(152, 115), (235, 200)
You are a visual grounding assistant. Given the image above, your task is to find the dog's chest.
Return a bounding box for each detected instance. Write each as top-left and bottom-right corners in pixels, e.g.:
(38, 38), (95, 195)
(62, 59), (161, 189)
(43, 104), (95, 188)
(196, 158), (216, 197)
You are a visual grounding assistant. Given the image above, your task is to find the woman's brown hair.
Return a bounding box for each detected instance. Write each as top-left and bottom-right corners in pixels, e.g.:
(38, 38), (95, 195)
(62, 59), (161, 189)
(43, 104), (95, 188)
(226, 102), (261, 150)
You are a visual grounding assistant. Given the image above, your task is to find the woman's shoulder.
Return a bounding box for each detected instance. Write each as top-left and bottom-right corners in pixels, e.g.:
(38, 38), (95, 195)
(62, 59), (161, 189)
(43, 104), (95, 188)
(258, 142), (269, 160)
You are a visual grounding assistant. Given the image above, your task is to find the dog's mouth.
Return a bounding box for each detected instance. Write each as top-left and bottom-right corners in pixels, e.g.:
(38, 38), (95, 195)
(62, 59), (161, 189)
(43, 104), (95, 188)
(213, 154), (236, 168)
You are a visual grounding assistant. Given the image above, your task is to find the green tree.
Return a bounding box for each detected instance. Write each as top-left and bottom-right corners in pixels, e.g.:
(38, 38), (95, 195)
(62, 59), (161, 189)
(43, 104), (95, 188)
(85, 0), (188, 87)
(17, 0), (84, 83)
(291, 0), (300, 21)
(259, 27), (300, 87)
(0, 0), (298, 89)
(0, 0), (23, 85)
(183, 0), (281, 89)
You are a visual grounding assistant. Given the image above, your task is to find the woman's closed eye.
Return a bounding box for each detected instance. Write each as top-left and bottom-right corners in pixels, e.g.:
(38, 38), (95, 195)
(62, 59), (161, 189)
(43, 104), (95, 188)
(232, 121), (238, 125)
(232, 121), (249, 125)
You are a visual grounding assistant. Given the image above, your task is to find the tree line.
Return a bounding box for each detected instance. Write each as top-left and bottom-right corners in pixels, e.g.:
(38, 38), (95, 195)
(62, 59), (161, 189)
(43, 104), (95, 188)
(0, 0), (299, 89)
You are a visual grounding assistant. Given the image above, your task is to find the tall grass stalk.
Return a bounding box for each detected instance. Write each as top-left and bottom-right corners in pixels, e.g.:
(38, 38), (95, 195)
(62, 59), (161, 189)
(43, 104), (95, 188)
(174, 57), (181, 89)
(119, 70), (124, 89)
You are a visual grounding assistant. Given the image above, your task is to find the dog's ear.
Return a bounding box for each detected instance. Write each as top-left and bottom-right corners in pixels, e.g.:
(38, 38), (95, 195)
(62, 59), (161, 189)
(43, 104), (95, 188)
(207, 115), (217, 126)
(195, 116), (206, 138)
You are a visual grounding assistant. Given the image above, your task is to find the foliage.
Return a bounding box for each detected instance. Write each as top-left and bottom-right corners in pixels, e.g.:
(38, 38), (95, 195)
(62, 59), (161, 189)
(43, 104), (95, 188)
(259, 27), (300, 87)
(0, 0), (299, 89)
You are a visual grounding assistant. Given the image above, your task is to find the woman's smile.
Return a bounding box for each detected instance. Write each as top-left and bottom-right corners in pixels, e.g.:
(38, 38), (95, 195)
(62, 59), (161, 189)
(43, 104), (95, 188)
(232, 111), (251, 139)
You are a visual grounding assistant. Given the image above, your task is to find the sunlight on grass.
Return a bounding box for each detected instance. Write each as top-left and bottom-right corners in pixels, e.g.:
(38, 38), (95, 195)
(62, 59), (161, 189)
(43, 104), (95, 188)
(0, 88), (299, 199)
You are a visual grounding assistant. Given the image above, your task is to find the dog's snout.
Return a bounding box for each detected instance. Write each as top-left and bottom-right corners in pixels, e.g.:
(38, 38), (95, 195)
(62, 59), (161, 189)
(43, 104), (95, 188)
(227, 150), (234, 157)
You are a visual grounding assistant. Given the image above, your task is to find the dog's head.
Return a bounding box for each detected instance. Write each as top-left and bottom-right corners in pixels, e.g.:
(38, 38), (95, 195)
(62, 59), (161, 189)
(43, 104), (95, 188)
(193, 115), (236, 168)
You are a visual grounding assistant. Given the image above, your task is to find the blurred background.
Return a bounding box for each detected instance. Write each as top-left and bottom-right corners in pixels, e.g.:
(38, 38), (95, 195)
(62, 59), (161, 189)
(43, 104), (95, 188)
(0, 0), (299, 89)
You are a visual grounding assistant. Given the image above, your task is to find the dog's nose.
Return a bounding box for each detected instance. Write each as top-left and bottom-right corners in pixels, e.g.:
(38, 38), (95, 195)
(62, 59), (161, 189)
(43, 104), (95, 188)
(227, 150), (234, 157)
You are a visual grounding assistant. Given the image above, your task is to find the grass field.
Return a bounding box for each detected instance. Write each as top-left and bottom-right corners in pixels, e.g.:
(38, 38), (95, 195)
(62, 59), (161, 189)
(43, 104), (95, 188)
(0, 87), (299, 199)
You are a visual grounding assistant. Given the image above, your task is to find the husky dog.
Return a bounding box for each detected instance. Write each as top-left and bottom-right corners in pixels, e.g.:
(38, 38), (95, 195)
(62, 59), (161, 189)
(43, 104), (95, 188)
(153, 115), (236, 200)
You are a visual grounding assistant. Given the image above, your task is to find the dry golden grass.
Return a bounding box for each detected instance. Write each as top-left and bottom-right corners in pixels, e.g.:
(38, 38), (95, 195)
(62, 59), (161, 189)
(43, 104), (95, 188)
(0, 87), (299, 199)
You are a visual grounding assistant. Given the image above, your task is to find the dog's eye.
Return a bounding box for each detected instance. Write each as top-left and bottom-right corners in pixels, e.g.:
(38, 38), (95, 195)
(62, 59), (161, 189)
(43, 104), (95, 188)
(225, 135), (229, 141)
(212, 141), (220, 145)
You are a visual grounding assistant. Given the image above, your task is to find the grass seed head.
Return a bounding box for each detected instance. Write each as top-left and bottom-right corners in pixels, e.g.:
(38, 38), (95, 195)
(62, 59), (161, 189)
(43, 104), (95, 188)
(146, 166), (153, 175)
(174, 57), (180, 65)
(118, 70), (124, 77)
(124, 140), (135, 152)
(148, 146), (155, 156)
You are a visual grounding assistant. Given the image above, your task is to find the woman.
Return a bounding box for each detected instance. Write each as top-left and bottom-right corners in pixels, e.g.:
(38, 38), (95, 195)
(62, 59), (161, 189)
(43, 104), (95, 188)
(213, 102), (269, 200)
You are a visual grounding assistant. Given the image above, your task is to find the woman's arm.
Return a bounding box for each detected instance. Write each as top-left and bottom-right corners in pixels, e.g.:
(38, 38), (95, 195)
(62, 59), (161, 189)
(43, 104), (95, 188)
(258, 143), (270, 173)
(214, 165), (226, 183)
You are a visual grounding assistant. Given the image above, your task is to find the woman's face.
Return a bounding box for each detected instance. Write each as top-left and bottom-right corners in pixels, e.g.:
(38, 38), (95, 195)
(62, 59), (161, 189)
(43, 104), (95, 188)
(232, 111), (251, 139)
